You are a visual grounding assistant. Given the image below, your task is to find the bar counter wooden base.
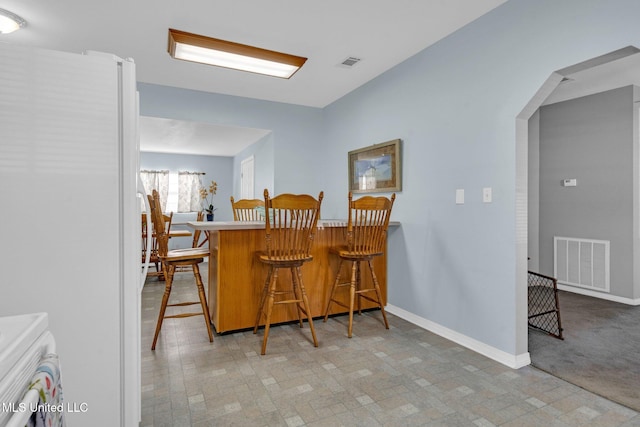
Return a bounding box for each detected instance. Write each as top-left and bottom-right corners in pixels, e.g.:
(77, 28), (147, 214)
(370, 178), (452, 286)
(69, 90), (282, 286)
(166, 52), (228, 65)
(188, 220), (390, 334)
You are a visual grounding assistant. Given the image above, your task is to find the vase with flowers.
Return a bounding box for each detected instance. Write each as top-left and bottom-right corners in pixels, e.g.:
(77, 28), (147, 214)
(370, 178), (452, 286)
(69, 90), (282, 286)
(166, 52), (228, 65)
(200, 180), (218, 221)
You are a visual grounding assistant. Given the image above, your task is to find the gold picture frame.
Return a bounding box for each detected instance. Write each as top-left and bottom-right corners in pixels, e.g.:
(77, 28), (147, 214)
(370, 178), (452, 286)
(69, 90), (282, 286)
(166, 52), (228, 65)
(348, 139), (401, 194)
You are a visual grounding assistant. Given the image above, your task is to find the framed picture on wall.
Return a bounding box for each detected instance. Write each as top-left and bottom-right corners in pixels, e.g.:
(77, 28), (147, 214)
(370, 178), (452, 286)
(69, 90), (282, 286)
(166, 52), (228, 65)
(348, 138), (402, 193)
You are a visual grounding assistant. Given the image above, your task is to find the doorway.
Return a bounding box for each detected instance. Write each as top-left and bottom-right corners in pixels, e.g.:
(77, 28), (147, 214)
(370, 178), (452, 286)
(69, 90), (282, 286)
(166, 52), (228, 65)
(517, 45), (640, 411)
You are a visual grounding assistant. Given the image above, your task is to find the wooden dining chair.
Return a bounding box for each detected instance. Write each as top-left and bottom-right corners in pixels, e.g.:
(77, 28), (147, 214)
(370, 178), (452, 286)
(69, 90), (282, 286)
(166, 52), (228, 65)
(253, 189), (323, 355)
(148, 190), (213, 350)
(230, 196), (265, 221)
(191, 211), (208, 248)
(323, 192), (395, 338)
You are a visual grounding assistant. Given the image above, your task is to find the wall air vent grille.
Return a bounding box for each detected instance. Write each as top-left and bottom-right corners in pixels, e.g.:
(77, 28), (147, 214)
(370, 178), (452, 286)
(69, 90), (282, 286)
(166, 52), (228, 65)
(554, 236), (610, 292)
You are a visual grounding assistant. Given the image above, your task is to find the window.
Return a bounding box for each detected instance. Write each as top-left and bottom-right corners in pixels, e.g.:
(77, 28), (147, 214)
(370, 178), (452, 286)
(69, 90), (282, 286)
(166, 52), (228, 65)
(140, 170), (204, 212)
(140, 170), (169, 211)
(165, 172), (179, 212)
(177, 171), (204, 212)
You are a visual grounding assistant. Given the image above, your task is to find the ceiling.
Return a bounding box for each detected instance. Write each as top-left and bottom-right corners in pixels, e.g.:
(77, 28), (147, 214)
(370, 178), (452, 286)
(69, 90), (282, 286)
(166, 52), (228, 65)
(0, 0), (508, 155)
(139, 116), (271, 156)
(1, 0), (507, 108)
(4, 1), (640, 156)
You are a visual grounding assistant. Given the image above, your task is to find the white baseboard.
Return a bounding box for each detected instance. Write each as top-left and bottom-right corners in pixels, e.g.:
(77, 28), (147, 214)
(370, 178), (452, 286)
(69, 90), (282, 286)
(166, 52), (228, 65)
(557, 284), (640, 306)
(385, 304), (531, 369)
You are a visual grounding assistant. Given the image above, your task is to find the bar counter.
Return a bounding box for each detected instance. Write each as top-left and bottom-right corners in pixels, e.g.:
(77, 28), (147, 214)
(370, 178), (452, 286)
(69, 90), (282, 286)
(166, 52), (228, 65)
(188, 220), (396, 333)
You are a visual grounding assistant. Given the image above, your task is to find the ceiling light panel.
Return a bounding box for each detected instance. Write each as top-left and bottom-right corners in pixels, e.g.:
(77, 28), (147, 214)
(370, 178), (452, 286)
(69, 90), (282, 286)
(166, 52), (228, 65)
(0, 8), (26, 34)
(168, 29), (307, 79)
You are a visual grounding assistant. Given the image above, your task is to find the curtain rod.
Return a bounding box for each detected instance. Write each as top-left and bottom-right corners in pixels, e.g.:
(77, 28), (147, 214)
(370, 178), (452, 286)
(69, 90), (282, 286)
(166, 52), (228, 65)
(140, 169), (169, 174)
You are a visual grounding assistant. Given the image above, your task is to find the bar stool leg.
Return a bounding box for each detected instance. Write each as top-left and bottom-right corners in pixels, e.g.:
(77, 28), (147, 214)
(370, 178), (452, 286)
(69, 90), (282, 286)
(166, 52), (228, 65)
(368, 259), (389, 329)
(356, 261), (363, 315)
(295, 266), (318, 347)
(323, 259), (344, 322)
(152, 264), (174, 350)
(261, 268), (279, 355)
(193, 263), (213, 342)
(290, 267), (304, 328)
(348, 260), (357, 338)
(254, 267), (273, 334)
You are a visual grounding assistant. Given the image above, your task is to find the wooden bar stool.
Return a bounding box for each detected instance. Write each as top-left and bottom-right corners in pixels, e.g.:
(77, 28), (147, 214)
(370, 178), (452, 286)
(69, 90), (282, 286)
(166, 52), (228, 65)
(323, 192), (395, 338)
(142, 210), (173, 279)
(230, 196), (265, 221)
(175, 211), (208, 273)
(148, 190), (213, 350)
(253, 189), (323, 355)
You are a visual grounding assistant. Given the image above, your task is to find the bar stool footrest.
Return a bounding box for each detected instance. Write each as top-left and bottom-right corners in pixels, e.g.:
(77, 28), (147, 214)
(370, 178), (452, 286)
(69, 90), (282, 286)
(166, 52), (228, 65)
(167, 301), (200, 307)
(165, 312), (205, 319)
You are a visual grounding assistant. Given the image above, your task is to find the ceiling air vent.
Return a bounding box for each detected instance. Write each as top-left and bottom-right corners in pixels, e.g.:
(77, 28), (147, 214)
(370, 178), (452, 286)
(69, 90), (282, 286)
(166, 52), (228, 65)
(339, 57), (361, 67)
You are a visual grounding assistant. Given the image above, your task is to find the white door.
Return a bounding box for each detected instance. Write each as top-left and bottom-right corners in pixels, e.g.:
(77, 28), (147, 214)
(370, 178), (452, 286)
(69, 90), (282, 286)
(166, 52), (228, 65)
(241, 156), (255, 199)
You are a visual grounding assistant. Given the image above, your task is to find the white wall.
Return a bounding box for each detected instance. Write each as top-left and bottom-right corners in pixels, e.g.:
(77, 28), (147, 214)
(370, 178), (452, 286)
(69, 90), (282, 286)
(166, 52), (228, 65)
(528, 110), (540, 273)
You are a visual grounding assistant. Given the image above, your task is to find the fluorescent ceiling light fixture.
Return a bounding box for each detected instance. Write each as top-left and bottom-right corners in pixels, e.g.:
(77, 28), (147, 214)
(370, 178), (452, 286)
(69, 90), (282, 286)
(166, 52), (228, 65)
(0, 8), (26, 34)
(168, 28), (307, 79)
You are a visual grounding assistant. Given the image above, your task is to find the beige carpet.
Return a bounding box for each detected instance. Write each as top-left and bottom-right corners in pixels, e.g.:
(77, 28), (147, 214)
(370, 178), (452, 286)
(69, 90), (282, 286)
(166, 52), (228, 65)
(528, 290), (640, 412)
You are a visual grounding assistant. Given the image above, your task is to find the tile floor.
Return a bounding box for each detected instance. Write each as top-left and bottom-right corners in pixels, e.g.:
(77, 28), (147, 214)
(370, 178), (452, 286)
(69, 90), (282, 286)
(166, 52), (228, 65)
(140, 272), (640, 426)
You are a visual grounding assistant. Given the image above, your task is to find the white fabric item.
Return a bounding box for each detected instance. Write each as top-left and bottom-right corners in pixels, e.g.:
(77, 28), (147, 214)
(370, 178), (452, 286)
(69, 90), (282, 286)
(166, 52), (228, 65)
(140, 170), (169, 211)
(177, 172), (203, 212)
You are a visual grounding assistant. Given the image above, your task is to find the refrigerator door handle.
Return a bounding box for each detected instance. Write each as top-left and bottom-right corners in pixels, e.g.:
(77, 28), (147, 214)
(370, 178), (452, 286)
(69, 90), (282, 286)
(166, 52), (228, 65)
(139, 177), (152, 290)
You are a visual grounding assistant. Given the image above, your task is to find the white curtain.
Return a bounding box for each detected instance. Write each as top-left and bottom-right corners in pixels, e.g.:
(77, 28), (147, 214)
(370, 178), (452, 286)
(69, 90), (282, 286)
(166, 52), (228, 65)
(140, 170), (169, 211)
(178, 171), (204, 212)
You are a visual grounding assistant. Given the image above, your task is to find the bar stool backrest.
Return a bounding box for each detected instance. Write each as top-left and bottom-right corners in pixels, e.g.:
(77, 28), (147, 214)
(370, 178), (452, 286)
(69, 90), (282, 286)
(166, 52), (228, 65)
(262, 189), (323, 261)
(347, 192), (396, 255)
(142, 206), (172, 261)
(230, 196), (265, 221)
(148, 190), (170, 259)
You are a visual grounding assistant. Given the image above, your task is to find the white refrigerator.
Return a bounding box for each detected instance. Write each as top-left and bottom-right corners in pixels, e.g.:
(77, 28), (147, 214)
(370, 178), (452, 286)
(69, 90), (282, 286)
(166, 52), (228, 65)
(0, 43), (143, 426)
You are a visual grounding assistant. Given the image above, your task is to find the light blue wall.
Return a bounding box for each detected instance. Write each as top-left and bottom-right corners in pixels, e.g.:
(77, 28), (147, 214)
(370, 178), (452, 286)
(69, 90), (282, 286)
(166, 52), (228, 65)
(320, 0), (640, 354)
(137, 0), (640, 357)
(138, 84), (325, 199)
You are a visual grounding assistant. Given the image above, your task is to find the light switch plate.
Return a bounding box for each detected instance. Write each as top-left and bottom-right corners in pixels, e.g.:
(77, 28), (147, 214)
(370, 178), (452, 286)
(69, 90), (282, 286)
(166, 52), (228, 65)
(483, 187), (492, 203)
(456, 189), (464, 204)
